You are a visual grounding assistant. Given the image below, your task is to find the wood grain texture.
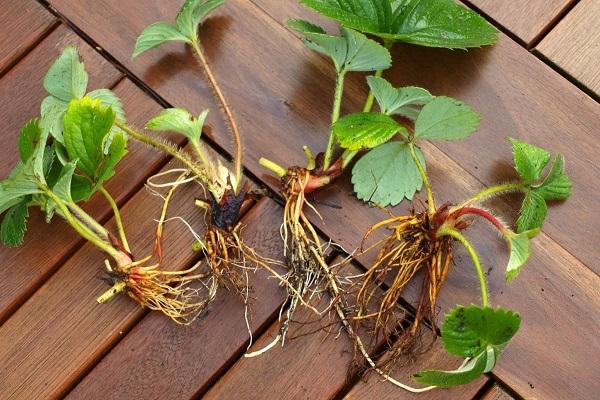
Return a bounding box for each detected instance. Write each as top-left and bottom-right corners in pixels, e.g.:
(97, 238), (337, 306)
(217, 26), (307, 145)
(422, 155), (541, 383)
(0, 26), (132, 323)
(35, 0), (600, 398)
(0, 147), (220, 399)
(537, 0), (600, 95)
(205, 260), (486, 400)
(0, 0), (56, 75)
(468, 0), (574, 45)
(66, 199), (288, 400)
(481, 385), (515, 400)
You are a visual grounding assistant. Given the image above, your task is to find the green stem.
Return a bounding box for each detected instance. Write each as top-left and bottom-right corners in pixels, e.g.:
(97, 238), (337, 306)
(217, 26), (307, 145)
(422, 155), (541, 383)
(409, 142), (435, 214)
(116, 121), (208, 184)
(259, 157), (286, 178)
(191, 39), (243, 193)
(323, 70), (347, 171)
(99, 186), (130, 252)
(41, 186), (121, 259)
(437, 226), (490, 308)
(464, 182), (527, 206)
(362, 69), (384, 112)
(190, 138), (215, 179)
(67, 202), (109, 241)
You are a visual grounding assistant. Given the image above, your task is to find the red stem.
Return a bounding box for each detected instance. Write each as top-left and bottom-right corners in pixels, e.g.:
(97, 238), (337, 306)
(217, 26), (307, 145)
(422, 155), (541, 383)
(453, 207), (507, 233)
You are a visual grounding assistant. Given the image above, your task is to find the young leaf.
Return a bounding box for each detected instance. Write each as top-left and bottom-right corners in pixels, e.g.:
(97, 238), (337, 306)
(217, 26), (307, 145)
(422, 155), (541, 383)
(533, 154), (572, 201)
(414, 97), (480, 141)
(97, 133), (128, 184)
(510, 138), (551, 184)
(333, 112), (408, 151)
(352, 141), (424, 206)
(441, 305), (521, 358)
(301, 0), (498, 49)
(87, 89), (126, 123)
(505, 228), (539, 282)
(289, 22), (391, 73)
(367, 76), (433, 118)
(0, 199), (30, 247)
(516, 190), (547, 233)
(43, 46), (88, 102)
(132, 22), (191, 58)
(146, 108), (208, 142)
(40, 96), (69, 143)
(413, 346), (497, 387)
(18, 119), (42, 163)
(176, 0), (226, 40)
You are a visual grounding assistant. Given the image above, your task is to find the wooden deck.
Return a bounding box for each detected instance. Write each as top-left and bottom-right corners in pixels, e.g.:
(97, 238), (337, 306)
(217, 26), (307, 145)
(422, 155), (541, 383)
(0, 1), (598, 399)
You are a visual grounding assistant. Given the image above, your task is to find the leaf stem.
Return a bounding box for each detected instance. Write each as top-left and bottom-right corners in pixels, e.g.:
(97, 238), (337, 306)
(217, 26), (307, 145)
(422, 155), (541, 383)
(191, 39), (243, 192)
(409, 142), (435, 214)
(190, 138), (215, 180)
(464, 182), (527, 206)
(323, 71), (347, 171)
(99, 185), (130, 252)
(437, 226), (489, 308)
(362, 69), (384, 112)
(259, 157), (286, 178)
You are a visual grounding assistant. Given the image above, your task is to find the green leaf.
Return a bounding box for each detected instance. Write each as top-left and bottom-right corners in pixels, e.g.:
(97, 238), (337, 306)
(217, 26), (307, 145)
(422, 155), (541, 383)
(352, 141), (424, 206)
(145, 108), (208, 142)
(534, 154), (571, 201)
(301, 0), (498, 49)
(290, 23), (391, 73)
(367, 76), (433, 118)
(18, 119), (42, 163)
(1, 199), (30, 247)
(40, 96), (69, 143)
(52, 161), (78, 202)
(63, 97), (126, 187)
(43, 46), (88, 102)
(87, 89), (126, 123)
(176, 0), (226, 40)
(505, 228), (539, 282)
(414, 96), (480, 141)
(132, 22), (191, 58)
(414, 346), (500, 387)
(509, 138), (550, 184)
(0, 163), (43, 214)
(334, 112), (407, 151)
(441, 305), (520, 358)
(516, 190), (547, 233)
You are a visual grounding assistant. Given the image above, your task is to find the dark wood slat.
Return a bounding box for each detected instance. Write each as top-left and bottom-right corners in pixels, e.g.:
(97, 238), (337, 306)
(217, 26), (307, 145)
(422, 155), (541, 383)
(536, 0), (600, 96)
(0, 26), (138, 323)
(0, 0), (56, 75)
(480, 385), (516, 400)
(67, 199), (287, 399)
(0, 139), (239, 398)
(205, 260), (486, 400)
(38, 0), (600, 398)
(467, 0), (576, 46)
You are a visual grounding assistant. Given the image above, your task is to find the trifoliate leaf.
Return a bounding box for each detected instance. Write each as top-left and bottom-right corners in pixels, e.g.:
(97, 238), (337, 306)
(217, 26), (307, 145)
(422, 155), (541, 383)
(40, 96), (69, 143)
(413, 348), (489, 387)
(510, 138), (551, 184)
(414, 96), (479, 141)
(352, 141), (424, 206)
(505, 228), (539, 282)
(289, 23), (391, 73)
(146, 108), (208, 142)
(301, 0), (498, 49)
(441, 305), (521, 359)
(18, 119), (42, 163)
(132, 22), (191, 58)
(43, 46), (88, 102)
(367, 76), (433, 118)
(533, 154), (571, 201)
(516, 190), (547, 233)
(333, 112), (407, 150)
(63, 97), (126, 188)
(176, 0), (226, 40)
(0, 198), (30, 247)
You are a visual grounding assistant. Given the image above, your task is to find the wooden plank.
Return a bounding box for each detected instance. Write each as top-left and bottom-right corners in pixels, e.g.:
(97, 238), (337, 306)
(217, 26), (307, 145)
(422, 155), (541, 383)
(67, 199), (287, 399)
(38, 0), (600, 398)
(481, 385), (515, 400)
(467, 0), (574, 46)
(0, 26), (136, 323)
(0, 0), (56, 75)
(0, 136), (235, 398)
(536, 0), (600, 95)
(205, 260), (486, 400)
